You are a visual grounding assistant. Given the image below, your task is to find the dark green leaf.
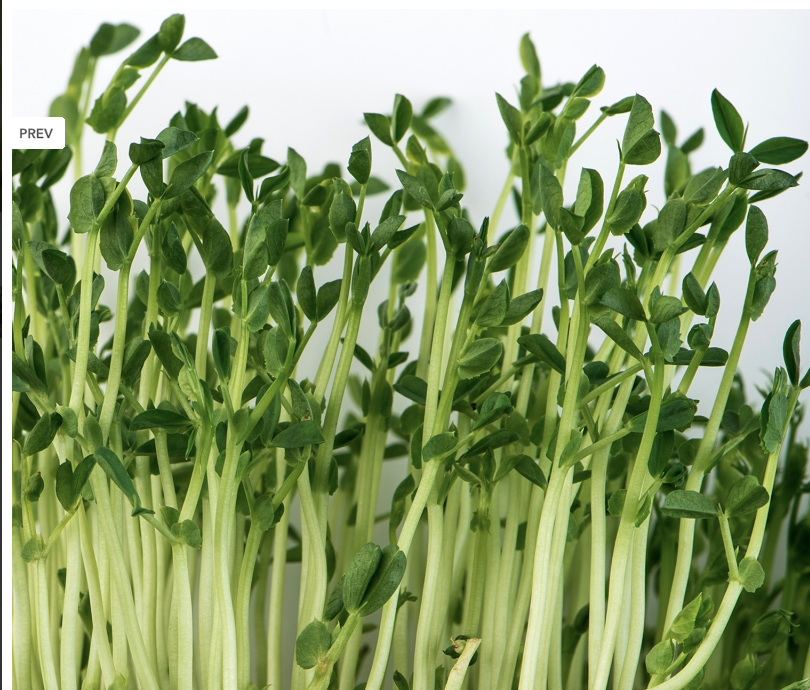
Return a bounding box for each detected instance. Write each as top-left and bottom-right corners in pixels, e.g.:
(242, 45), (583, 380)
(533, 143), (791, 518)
(392, 94), (413, 144)
(783, 320), (801, 386)
(649, 295), (687, 324)
(95, 446), (153, 516)
(295, 619), (331, 670)
(344, 543), (382, 613)
(745, 206), (768, 266)
(682, 273), (706, 316)
(458, 338), (502, 380)
(360, 544), (406, 615)
(749, 136), (808, 165)
(164, 151), (213, 199)
(622, 94), (654, 155)
(126, 34), (162, 68)
(396, 169), (433, 210)
(348, 137), (372, 185)
(158, 14), (185, 53)
(364, 113), (393, 147)
(489, 225), (530, 272)
(161, 223), (187, 274)
(726, 475), (769, 517)
(518, 333), (566, 374)
(172, 37), (217, 61)
(600, 287), (646, 321)
(68, 175), (106, 233)
(711, 89), (744, 153)
(269, 421), (324, 448)
(130, 409), (192, 432)
(729, 152), (759, 186)
(737, 168), (798, 192)
(24, 412), (62, 456)
(629, 396), (697, 433)
(514, 455), (547, 489)
(661, 490), (718, 519)
(501, 289), (543, 327)
(624, 128), (661, 166)
(316, 279), (342, 321)
(496, 93), (523, 145)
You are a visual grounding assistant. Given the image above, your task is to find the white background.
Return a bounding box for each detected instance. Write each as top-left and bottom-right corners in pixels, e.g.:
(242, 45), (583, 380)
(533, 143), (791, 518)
(7, 8), (810, 688)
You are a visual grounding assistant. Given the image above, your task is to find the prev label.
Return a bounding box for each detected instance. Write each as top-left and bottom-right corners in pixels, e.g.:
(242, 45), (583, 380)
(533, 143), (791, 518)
(9, 117), (66, 149)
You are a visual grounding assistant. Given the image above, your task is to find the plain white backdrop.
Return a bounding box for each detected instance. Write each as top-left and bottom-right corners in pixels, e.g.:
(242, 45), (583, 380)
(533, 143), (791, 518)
(6, 9), (810, 688)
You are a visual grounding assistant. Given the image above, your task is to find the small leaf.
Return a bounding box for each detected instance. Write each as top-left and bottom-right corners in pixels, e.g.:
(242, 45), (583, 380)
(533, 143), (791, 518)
(649, 295), (687, 324)
(783, 320), (801, 386)
(343, 543), (382, 613)
(489, 225), (530, 272)
(600, 288), (646, 321)
(592, 315), (644, 362)
(725, 475), (769, 517)
(130, 409), (192, 432)
(164, 151), (213, 199)
(682, 273), (707, 316)
(473, 393), (513, 431)
(738, 557), (765, 593)
(622, 94), (655, 155)
(518, 333), (566, 375)
(364, 113), (393, 147)
(514, 455), (547, 489)
(661, 490), (718, 519)
(745, 206), (768, 266)
(396, 169), (433, 210)
(297, 266), (317, 322)
(359, 544), (406, 615)
(295, 619), (331, 670)
(348, 136), (372, 185)
(737, 168), (798, 192)
(629, 396), (696, 433)
(711, 89), (744, 153)
(269, 421), (324, 448)
(68, 175), (106, 234)
(668, 594), (702, 643)
(24, 412), (62, 456)
(749, 136), (808, 165)
(172, 37), (217, 61)
(94, 447), (153, 516)
(316, 280), (342, 321)
(458, 338), (502, 380)
(496, 93), (523, 145)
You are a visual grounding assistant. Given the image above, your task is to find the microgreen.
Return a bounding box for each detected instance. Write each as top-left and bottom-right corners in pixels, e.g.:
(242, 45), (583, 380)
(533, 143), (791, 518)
(11, 17), (810, 690)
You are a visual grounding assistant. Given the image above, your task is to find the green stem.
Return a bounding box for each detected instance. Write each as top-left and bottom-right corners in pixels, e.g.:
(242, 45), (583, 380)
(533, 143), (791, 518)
(569, 112), (607, 157)
(717, 514), (740, 581)
(112, 54), (170, 139)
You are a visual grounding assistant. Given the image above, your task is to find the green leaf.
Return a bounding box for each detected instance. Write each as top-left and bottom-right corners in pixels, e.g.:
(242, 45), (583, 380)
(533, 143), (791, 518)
(682, 273), (707, 316)
(158, 14), (185, 53)
(27, 241), (73, 284)
(359, 544), (406, 615)
(316, 279), (342, 322)
(164, 151), (213, 199)
(726, 475), (769, 518)
(737, 168), (798, 192)
(653, 199), (687, 253)
(121, 339), (152, 383)
(749, 136), (808, 165)
(364, 113), (393, 147)
(95, 447), (153, 516)
(202, 217), (234, 279)
(89, 23), (140, 57)
(344, 542), (382, 613)
(489, 225), (530, 272)
(711, 89), (744, 153)
(518, 333), (566, 375)
(629, 396), (697, 433)
(608, 490), (626, 517)
(392, 94), (413, 144)
(496, 93), (523, 145)
(422, 432), (458, 464)
(329, 186), (357, 243)
(668, 594), (703, 645)
(538, 165), (563, 230)
(161, 223), (187, 274)
(68, 175), (106, 233)
(649, 295), (686, 324)
(519, 33), (541, 81)
(24, 412), (62, 456)
(126, 34), (162, 68)
(296, 266), (317, 322)
(253, 493), (283, 532)
(514, 455), (547, 489)
(475, 281), (509, 328)
(572, 64), (605, 98)
(21, 537), (44, 563)
(396, 169), (433, 210)
(130, 409), (192, 432)
(56, 461), (76, 511)
(172, 519), (202, 549)
(600, 287), (646, 321)
(458, 338), (503, 380)
(783, 320), (801, 386)
(622, 94), (655, 156)
(607, 186), (645, 235)
(501, 289), (543, 327)
(295, 619), (331, 670)
(156, 280), (182, 316)
(348, 137), (372, 185)
(269, 421), (324, 448)
(286, 147), (306, 200)
(224, 106), (249, 137)
(646, 640), (674, 675)
(624, 128), (661, 166)
(172, 37), (217, 61)
(473, 393), (513, 431)
(738, 557), (765, 593)
(683, 167), (727, 206)
(574, 168), (604, 234)
(745, 206), (768, 266)
(661, 490), (718, 519)
(212, 328), (231, 383)
(729, 152), (759, 186)
(371, 215), (406, 252)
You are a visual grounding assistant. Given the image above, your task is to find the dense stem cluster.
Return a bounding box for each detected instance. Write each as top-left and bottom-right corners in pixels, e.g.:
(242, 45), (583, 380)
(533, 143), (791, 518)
(11, 15), (810, 690)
